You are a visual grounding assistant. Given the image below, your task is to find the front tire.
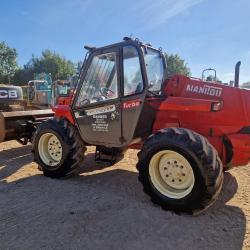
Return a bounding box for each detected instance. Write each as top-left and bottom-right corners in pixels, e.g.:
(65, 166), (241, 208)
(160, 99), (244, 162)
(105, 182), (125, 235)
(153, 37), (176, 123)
(32, 118), (86, 178)
(137, 128), (223, 214)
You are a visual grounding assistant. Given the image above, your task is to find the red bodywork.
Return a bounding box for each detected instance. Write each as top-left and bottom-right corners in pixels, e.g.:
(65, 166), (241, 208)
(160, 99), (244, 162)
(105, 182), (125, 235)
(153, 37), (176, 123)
(57, 96), (72, 106)
(53, 74), (250, 169)
(151, 75), (250, 167)
(53, 105), (75, 125)
(52, 90), (75, 124)
(56, 90), (74, 106)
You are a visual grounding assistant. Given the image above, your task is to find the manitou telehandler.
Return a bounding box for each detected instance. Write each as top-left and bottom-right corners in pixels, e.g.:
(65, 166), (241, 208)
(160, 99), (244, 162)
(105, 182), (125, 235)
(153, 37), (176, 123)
(32, 38), (250, 214)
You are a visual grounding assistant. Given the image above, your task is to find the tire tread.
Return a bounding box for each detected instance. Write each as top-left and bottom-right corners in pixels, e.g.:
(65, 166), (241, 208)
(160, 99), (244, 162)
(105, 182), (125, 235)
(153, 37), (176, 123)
(136, 128), (223, 214)
(32, 118), (86, 178)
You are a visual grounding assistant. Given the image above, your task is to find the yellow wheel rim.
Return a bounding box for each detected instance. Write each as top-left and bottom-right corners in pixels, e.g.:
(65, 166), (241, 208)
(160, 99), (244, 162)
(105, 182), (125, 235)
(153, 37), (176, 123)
(149, 150), (195, 199)
(38, 133), (63, 167)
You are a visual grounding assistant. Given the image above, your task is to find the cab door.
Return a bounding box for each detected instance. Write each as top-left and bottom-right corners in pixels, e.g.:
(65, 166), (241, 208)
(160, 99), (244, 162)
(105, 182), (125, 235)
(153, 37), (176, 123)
(72, 43), (147, 147)
(72, 48), (123, 147)
(120, 45), (147, 144)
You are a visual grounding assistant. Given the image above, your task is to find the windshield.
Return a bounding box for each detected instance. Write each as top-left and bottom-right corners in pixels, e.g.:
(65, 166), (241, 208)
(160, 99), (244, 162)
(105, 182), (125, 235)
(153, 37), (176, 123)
(75, 52), (118, 107)
(144, 48), (164, 94)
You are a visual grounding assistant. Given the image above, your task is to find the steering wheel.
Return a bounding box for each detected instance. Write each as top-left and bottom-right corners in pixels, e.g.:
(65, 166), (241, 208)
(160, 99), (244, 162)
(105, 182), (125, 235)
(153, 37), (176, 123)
(99, 87), (114, 98)
(91, 96), (106, 102)
(78, 99), (90, 106)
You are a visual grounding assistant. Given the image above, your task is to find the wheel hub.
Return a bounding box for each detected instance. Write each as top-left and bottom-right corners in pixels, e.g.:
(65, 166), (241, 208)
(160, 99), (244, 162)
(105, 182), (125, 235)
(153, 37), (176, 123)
(149, 150), (195, 199)
(159, 156), (192, 190)
(48, 136), (62, 162)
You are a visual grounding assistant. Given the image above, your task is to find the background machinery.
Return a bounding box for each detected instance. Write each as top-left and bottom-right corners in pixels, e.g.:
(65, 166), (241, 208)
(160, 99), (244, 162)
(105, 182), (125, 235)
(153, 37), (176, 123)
(0, 73), (75, 145)
(0, 75), (54, 144)
(0, 84), (27, 112)
(0, 109), (53, 145)
(27, 73), (52, 108)
(51, 79), (73, 107)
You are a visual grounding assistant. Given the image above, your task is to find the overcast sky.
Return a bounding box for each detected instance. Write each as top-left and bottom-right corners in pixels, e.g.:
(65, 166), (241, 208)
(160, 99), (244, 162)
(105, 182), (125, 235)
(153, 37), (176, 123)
(1, 0), (250, 83)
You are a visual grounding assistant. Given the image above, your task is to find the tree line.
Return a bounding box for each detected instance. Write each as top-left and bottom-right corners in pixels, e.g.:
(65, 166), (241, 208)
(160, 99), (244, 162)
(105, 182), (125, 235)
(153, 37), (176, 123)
(0, 41), (191, 85)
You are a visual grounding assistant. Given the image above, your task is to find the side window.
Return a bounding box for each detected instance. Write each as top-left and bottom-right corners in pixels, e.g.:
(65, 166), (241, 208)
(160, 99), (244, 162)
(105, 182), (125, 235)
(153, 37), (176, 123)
(144, 48), (164, 94)
(123, 46), (143, 96)
(76, 52), (118, 107)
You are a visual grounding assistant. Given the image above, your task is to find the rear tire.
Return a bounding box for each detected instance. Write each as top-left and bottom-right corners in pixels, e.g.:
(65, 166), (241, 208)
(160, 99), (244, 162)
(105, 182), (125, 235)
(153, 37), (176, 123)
(137, 128), (223, 214)
(32, 118), (86, 178)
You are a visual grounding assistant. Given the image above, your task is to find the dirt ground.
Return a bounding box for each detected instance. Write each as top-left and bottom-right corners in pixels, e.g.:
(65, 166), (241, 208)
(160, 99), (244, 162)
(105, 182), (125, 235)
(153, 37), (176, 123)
(0, 141), (249, 250)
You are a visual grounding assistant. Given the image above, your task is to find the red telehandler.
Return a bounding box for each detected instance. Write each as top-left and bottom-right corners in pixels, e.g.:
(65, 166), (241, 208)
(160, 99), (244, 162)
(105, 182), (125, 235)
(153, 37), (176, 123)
(32, 38), (250, 214)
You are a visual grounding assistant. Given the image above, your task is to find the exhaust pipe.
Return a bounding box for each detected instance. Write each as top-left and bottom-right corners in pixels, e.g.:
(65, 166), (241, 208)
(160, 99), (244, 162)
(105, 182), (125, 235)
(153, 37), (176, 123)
(234, 61), (241, 87)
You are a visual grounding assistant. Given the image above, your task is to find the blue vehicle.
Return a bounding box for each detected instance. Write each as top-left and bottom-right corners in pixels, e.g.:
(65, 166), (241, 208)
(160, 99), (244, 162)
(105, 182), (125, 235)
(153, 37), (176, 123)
(28, 73), (52, 108)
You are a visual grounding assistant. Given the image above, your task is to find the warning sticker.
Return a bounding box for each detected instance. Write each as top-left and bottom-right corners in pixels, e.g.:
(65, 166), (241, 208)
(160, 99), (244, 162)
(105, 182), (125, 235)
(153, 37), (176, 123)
(86, 104), (116, 116)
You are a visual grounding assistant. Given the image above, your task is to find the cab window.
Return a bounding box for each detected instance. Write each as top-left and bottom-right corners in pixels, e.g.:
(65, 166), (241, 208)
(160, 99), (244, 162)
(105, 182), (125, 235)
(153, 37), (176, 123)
(144, 48), (164, 94)
(76, 52), (118, 107)
(123, 46), (143, 96)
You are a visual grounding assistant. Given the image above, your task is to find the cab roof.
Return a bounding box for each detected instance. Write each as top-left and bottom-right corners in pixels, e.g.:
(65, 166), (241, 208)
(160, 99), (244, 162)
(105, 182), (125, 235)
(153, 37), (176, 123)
(84, 37), (163, 53)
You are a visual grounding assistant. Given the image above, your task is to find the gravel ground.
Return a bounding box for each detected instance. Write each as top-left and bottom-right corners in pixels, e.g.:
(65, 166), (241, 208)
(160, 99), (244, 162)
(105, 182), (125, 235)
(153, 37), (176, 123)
(0, 140), (249, 250)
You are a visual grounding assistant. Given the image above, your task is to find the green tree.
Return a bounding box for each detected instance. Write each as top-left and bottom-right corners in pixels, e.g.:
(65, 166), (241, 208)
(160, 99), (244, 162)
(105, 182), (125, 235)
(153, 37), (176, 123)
(28, 50), (75, 80)
(15, 50), (75, 84)
(130, 53), (190, 84)
(13, 66), (34, 85)
(0, 42), (18, 83)
(164, 54), (190, 78)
